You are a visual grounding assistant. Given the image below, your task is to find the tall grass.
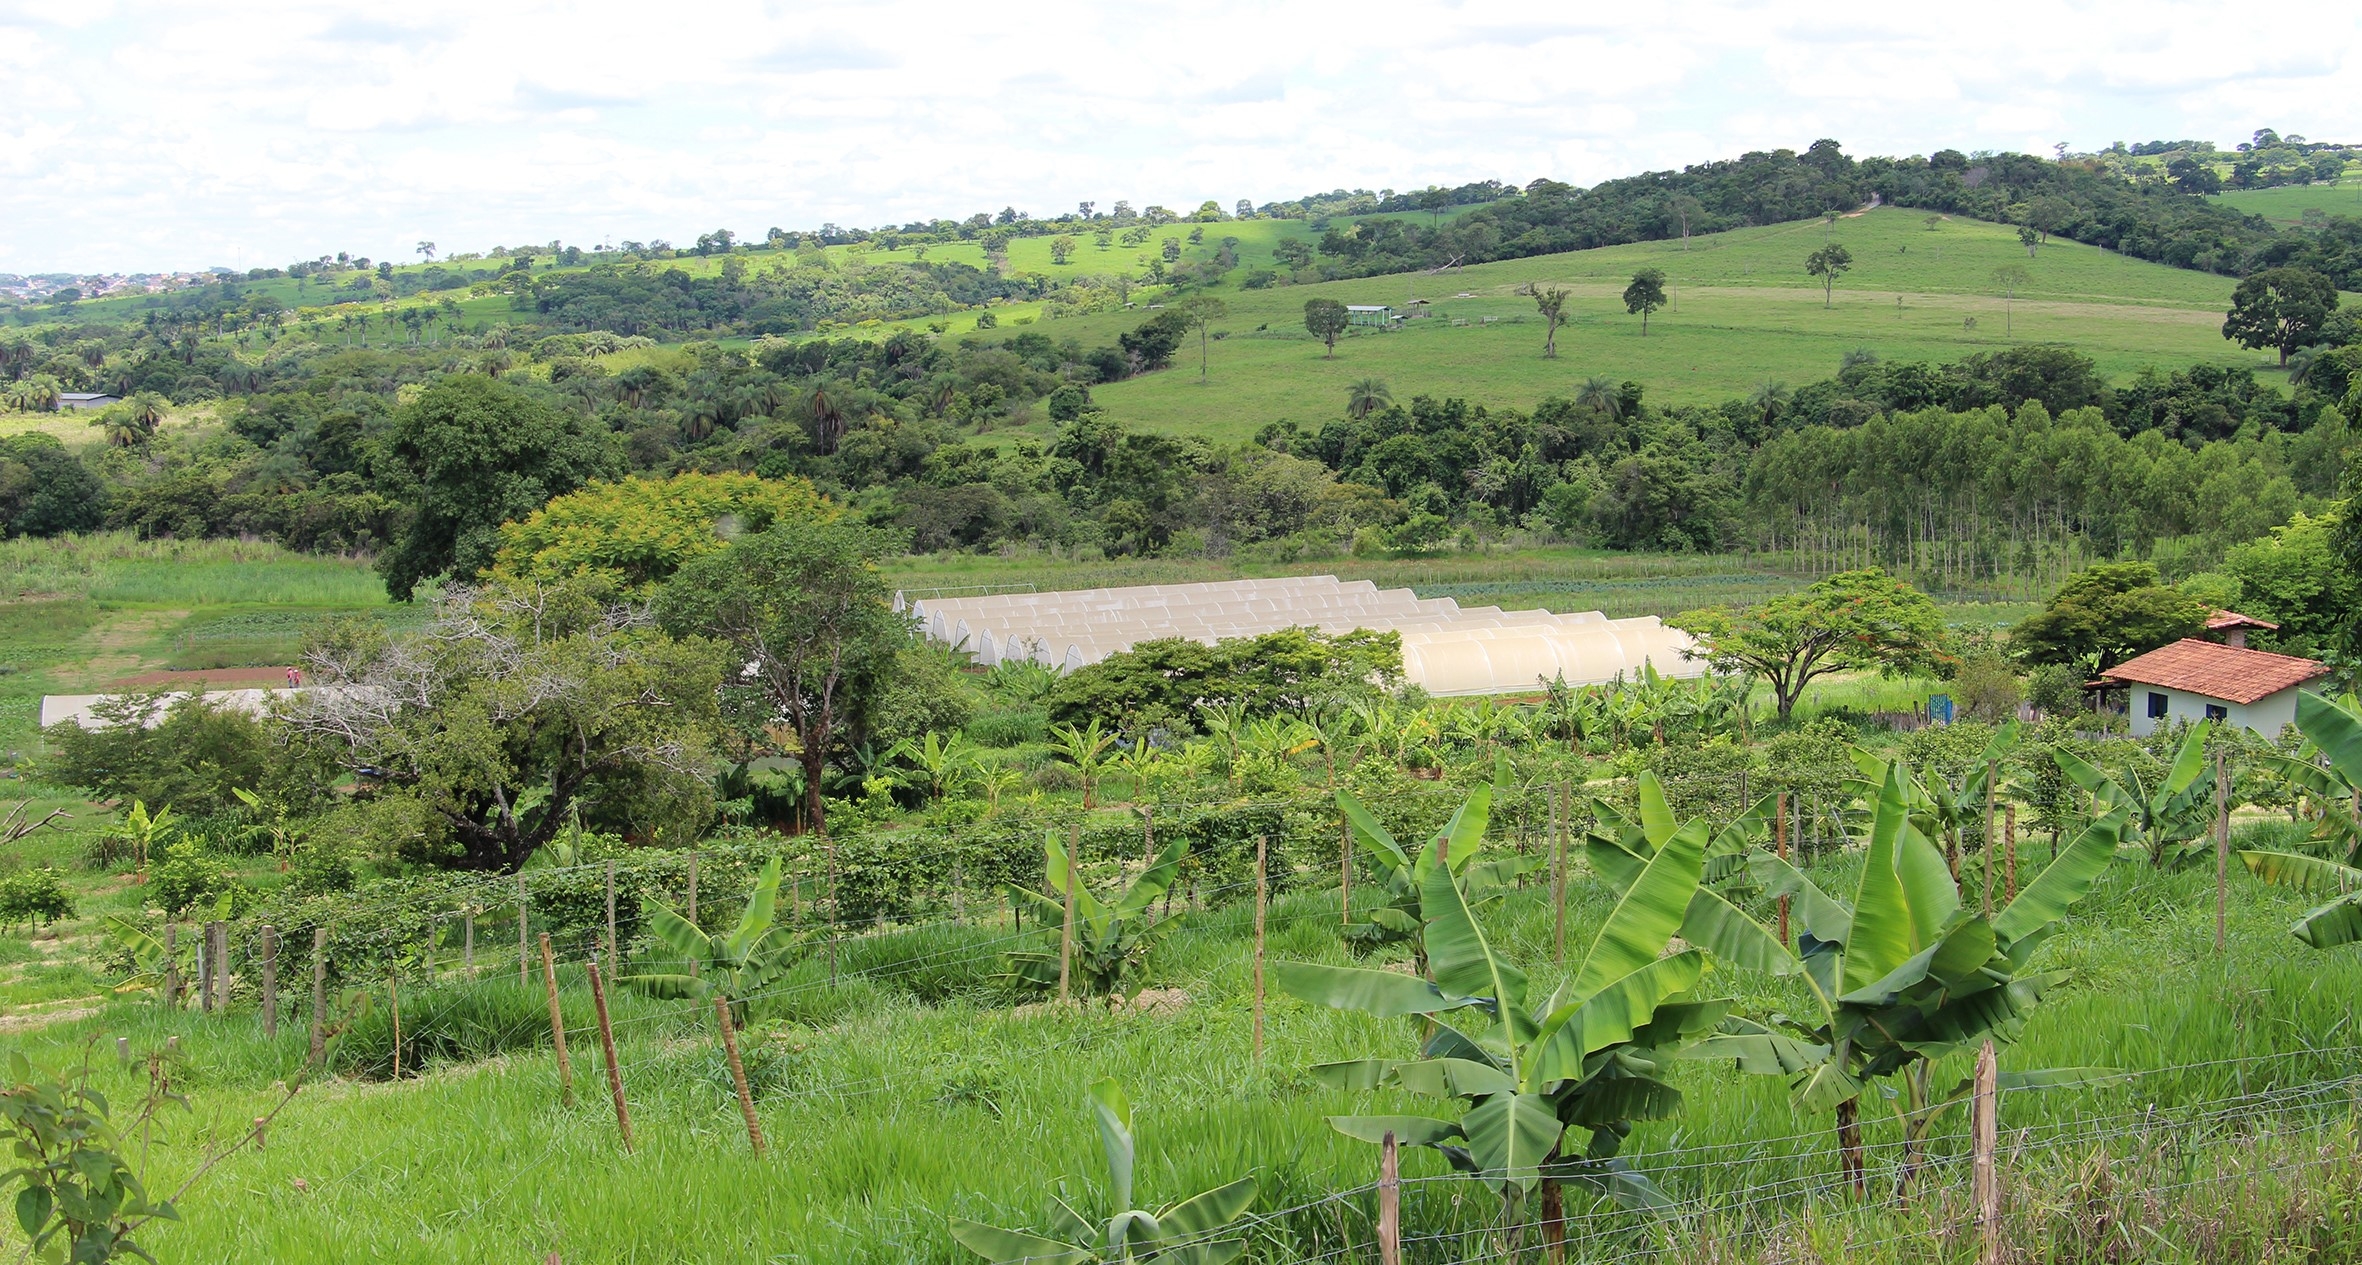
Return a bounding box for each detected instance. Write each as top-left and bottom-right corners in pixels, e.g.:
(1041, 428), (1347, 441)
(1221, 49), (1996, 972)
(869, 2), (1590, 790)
(0, 531), (389, 607)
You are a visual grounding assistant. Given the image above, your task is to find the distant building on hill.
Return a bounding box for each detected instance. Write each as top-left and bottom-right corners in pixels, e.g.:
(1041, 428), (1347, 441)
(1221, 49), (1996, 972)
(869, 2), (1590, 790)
(56, 392), (119, 410)
(1345, 304), (1395, 327)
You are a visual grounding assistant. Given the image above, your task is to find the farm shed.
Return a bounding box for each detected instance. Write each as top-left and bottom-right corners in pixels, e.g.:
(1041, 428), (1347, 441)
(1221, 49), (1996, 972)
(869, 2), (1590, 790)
(2098, 638), (2328, 738)
(56, 392), (120, 410)
(902, 576), (1702, 695)
(1344, 304), (1394, 327)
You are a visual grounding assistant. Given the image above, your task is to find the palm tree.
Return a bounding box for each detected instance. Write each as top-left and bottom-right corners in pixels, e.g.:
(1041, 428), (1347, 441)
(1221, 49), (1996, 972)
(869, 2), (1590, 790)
(1574, 375), (1621, 421)
(681, 398), (723, 442)
(807, 383), (848, 454)
(1346, 378), (1392, 419)
(1750, 379), (1793, 431)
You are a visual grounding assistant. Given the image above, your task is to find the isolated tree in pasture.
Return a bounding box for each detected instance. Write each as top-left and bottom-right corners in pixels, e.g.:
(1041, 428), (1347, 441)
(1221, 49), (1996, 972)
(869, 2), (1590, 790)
(1303, 298), (1348, 357)
(1176, 294), (1227, 383)
(415, 241), (436, 261)
(1533, 284), (1570, 357)
(1346, 377), (1392, 419)
(2223, 266), (2340, 366)
(1990, 264), (2032, 336)
(1673, 568), (1952, 720)
(1670, 194), (1703, 248)
(2017, 226), (2041, 257)
(1805, 244), (1852, 309)
(1049, 235), (1077, 265)
(1623, 268), (1668, 335)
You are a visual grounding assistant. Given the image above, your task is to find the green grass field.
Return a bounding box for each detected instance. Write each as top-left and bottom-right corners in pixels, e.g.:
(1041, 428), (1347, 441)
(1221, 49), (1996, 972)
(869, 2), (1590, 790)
(2210, 174), (2362, 224)
(1012, 207), (2287, 443)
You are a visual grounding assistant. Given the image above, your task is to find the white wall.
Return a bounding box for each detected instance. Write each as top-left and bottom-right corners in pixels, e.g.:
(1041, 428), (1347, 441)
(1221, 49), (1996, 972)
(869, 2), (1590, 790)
(2126, 683), (2302, 739)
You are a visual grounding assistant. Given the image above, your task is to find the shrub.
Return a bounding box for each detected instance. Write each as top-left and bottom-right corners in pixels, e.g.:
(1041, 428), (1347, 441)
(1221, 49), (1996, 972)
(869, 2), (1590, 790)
(0, 867), (74, 929)
(150, 841), (247, 918)
(335, 975), (593, 1080)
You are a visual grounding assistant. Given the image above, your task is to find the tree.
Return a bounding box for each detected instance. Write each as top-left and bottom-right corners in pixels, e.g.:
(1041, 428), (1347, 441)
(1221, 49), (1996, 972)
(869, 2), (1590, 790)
(416, 241), (436, 261)
(1622, 268), (1667, 335)
(1176, 295), (1227, 383)
(2016, 226), (2041, 257)
(1989, 264), (2031, 337)
(1804, 244), (1852, 309)
(1049, 235), (1077, 265)
(290, 581), (724, 872)
(1673, 568), (1952, 720)
(1303, 298), (1348, 357)
(491, 472), (834, 594)
(1346, 377), (1392, 419)
(1533, 285), (1569, 357)
(2009, 562), (2212, 674)
(375, 375), (620, 600)
(2223, 266), (2340, 366)
(653, 520), (906, 834)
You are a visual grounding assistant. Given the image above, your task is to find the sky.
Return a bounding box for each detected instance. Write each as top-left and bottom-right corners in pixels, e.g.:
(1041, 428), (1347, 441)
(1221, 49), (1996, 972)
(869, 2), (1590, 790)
(2, 0), (2358, 274)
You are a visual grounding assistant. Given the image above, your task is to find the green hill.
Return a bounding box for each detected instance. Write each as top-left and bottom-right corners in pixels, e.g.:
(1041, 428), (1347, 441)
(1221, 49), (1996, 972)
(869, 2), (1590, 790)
(944, 206), (2279, 442)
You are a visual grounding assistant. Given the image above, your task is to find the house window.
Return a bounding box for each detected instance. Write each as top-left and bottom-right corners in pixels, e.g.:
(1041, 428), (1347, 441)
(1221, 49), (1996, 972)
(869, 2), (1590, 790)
(2205, 703), (2228, 721)
(2147, 692), (2169, 719)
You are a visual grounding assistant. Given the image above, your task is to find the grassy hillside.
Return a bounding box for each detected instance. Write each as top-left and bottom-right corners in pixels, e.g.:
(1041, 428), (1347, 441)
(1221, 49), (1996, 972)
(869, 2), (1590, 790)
(941, 206), (2278, 442)
(2211, 175), (2362, 224)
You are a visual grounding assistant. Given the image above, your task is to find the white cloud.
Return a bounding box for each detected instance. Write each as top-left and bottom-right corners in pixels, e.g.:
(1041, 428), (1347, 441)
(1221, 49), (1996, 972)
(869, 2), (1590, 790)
(0, 0), (2356, 270)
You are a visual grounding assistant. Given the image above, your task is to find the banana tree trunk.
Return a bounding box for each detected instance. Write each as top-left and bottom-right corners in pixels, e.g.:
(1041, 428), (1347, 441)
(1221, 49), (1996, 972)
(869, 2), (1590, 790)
(1836, 1098), (1866, 1197)
(1539, 1175), (1566, 1263)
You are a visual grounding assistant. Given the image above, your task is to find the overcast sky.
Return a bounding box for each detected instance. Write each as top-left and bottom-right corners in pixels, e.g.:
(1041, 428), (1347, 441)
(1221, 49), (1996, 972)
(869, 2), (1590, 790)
(3, 0), (2357, 274)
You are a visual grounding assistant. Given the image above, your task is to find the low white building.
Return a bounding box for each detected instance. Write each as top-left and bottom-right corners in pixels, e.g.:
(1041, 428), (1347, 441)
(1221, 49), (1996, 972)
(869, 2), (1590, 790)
(2099, 638), (2329, 738)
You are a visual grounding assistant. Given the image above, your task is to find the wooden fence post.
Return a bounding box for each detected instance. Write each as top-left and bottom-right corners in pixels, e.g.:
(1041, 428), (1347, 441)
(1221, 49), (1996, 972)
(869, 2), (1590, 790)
(1775, 791), (1791, 946)
(715, 996), (767, 1156)
(210, 920), (229, 1011)
(259, 925), (279, 1038)
(540, 934), (574, 1106)
(584, 956), (633, 1152)
(1058, 824), (1078, 1004)
(1551, 783), (1567, 965)
(1253, 833), (1267, 1062)
(687, 853), (701, 980)
(1982, 761), (1997, 916)
(164, 923), (181, 1010)
(464, 911), (476, 980)
(827, 834), (840, 986)
(1339, 812), (1353, 926)
(1972, 1040), (2000, 1265)
(2004, 805), (2018, 905)
(195, 922), (213, 1014)
(307, 927), (327, 1065)
(389, 973), (402, 1080)
(2216, 752), (2231, 954)
(605, 860), (619, 966)
(1377, 1129), (1401, 1265)
(517, 873), (532, 986)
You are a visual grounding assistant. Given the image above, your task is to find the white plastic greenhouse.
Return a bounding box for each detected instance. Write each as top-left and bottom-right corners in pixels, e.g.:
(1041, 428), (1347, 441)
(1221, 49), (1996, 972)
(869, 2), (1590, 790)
(900, 577), (1702, 695)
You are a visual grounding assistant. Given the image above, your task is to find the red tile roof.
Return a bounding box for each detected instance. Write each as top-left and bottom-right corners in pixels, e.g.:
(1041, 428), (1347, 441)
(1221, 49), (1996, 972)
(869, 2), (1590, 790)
(2100, 638), (2327, 705)
(2207, 609), (2279, 632)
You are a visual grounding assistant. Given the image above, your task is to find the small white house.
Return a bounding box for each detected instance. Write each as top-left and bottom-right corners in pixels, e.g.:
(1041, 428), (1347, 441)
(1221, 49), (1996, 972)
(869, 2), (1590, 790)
(2100, 638), (2329, 738)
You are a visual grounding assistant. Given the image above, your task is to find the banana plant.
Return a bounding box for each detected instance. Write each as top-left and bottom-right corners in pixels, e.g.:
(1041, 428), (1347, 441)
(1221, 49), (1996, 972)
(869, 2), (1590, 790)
(949, 1077), (1257, 1264)
(1587, 770), (1775, 892)
(1006, 830), (1190, 1000)
(1051, 720), (1120, 808)
(2241, 692), (2362, 947)
(1337, 773), (1541, 964)
(1843, 721), (2019, 875)
(2053, 719), (2215, 868)
(99, 915), (198, 1001)
(2251, 691), (2362, 863)
(625, 856), (801, 1018)
(1688, 760), (2131, 1193)
(1278, 808), (1722, 1225)
(888, 730), (981, 806)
